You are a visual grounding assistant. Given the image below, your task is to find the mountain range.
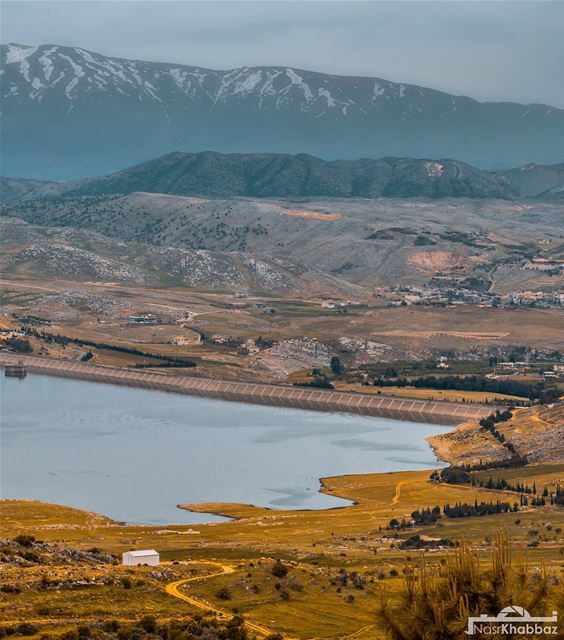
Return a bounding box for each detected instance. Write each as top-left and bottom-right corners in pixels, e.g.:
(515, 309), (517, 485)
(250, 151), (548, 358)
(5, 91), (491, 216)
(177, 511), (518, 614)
(2, 43), (564, 179)
(2, 151), (563, 203)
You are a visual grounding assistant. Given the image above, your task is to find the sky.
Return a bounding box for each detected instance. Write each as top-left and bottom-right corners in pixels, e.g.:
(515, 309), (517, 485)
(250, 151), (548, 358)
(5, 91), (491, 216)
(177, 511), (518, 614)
(2, 1), (564, 107)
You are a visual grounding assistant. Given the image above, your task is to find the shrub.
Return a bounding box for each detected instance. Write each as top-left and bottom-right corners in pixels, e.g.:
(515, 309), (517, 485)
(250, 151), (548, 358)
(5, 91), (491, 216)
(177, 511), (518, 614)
(15, 624), (38, 636)
(215, 587), (231, 600)
(13, 535), (35, 548)
(139, 616), (156, 633)
(378, 532), (555, 639)
(271, 560), (288, 578)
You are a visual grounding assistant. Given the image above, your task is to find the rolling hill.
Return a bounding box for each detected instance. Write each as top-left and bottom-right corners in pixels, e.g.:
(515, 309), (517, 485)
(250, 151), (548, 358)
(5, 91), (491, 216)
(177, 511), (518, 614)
(2, 151), (564, 203)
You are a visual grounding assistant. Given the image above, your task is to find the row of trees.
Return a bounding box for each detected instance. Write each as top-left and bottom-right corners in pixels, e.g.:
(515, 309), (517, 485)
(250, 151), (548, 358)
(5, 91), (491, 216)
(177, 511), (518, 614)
(431, 467), (537, 495)
(387, 499), (518, 530)
(372, 374), (556, 401)
(443, 500), (517, 518)
(22, 328), (197, 367)
(477, 409), (531, 463)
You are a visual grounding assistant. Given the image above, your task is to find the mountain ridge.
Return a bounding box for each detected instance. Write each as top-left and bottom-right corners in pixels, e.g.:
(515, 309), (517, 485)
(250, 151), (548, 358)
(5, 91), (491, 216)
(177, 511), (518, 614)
(2, 43), (563, 179)
(2, 151), (563, 203)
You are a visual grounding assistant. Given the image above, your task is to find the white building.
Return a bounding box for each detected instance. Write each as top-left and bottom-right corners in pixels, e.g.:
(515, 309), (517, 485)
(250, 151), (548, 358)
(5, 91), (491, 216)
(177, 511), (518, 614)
(122, 549), (160, 566)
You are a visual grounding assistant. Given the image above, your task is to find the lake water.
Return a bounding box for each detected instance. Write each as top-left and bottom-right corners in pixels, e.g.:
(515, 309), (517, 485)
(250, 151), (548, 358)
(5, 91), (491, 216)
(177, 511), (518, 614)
(0, 374), (450, 525)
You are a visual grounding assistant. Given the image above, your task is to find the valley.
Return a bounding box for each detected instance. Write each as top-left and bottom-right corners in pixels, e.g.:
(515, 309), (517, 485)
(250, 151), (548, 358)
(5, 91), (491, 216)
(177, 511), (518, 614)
(1, 16), (563, 639)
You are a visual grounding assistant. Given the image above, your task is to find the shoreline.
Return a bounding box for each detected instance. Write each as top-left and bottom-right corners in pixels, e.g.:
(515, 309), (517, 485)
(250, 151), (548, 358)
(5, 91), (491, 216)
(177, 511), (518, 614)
(0, 352), (494, 424)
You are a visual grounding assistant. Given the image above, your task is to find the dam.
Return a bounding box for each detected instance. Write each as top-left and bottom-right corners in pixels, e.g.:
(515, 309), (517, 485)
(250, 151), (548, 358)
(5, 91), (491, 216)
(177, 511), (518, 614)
(0, 353), (494, 424)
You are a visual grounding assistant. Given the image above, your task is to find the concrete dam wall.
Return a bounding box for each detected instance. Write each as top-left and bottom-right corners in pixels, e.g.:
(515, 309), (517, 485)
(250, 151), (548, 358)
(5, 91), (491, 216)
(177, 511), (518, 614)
(0, 353), (495, 425)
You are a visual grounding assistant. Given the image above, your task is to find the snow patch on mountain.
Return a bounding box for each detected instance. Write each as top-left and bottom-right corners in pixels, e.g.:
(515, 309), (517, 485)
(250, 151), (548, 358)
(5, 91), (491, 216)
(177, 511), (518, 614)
(6, 44), (37, 64)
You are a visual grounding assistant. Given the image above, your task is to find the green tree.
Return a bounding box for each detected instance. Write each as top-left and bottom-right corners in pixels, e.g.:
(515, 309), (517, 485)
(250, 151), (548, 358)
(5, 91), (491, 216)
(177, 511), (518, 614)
(330, 356), (344, 375)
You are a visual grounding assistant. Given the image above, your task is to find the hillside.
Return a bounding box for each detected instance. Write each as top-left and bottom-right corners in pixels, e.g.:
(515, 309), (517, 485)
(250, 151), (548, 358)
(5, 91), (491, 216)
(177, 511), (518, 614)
(65, 152), (518, 199)
(63, 152), (516, 200)
(2, 43), (564, 178)
(3, 152), (563, 204)
(428, 404), (564, 466)
(2, 193), (562, 292)
(0, 216), (359, 296)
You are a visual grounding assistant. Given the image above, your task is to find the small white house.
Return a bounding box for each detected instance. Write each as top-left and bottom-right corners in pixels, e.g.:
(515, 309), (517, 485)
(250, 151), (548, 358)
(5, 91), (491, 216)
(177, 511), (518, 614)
(122, 549), (160, 566)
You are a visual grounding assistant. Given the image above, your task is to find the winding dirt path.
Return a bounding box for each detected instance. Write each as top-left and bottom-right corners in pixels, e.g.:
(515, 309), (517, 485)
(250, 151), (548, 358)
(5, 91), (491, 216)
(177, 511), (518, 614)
(392, 480), (408, 504)
(164, 561), (275, 637)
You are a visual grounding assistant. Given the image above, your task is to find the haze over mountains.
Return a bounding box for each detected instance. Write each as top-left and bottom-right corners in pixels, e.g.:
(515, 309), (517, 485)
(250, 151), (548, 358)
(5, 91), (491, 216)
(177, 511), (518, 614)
(2, 43), (564, 179)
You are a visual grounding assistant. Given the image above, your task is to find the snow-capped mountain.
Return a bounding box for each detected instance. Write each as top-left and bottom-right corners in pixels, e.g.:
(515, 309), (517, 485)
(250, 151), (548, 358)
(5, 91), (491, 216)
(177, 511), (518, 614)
(2, 43), (564, 179)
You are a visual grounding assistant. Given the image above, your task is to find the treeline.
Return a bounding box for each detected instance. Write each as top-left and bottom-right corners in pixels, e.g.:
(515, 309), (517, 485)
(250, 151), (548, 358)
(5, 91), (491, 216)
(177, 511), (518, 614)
(131, 361), (197, 369)
(431, 468), (533, 493)
(478, 409), (524, 458)
(524, 485), (564, 507)
(430, 454), (529, 488)
(387, 500), (517, 529)
(443, 500), (517, 518)
(479, 477), (535, 494)
(431, 469), (564, 507)
(22, 328), (197, 367)
(3, 337), (32, 353)
(372, 374), (557, 401)
(293, 378), (334, 390)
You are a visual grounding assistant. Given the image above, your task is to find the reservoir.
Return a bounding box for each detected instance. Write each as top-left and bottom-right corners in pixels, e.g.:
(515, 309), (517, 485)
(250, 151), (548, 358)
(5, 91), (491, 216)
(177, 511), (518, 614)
(1, 374), (450, 525)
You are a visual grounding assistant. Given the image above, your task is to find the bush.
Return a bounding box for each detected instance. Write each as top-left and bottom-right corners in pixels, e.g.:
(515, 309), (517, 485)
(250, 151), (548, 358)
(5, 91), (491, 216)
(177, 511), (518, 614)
(215, 587), (232, 600)
(271, 560), (288, 578)
(15, 624), (38, 636)
(379, 532), (554, 639)
(13, 535), (35, 548)
(139, 616), (156, 633)
(0, 585), (21, 594)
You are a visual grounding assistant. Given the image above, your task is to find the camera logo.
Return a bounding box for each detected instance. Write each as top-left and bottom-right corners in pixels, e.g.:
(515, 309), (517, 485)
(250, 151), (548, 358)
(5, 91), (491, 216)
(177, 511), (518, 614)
(466, 606), (558, 635)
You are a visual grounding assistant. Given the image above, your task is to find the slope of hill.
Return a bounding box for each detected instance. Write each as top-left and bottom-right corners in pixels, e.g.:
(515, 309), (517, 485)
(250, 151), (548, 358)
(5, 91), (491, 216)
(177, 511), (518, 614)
(3, 152), (564, 202)
(0, 176), (65, 204)
(494, 162), (564, 199)
(64, 152), (516, 199)
(3, 193), (562, 292)
(0, 216), (360, 296)
(2, 43), (563, 178)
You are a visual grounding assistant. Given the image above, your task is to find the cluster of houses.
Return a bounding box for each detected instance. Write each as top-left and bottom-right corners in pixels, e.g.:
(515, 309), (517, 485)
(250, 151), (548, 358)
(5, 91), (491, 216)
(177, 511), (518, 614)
(380, 286), (563, 310)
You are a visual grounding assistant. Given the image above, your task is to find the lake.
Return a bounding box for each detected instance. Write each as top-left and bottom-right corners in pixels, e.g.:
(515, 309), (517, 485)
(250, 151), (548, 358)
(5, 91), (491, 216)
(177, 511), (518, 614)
(0, 373), (450, 524)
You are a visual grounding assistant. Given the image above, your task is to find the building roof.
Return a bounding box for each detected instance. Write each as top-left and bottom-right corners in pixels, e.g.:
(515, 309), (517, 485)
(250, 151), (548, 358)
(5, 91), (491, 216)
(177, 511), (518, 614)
(125, 549), (158, 556)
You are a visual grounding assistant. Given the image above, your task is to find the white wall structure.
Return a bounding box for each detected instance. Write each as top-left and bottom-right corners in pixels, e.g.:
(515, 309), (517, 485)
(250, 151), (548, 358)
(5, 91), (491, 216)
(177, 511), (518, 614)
(122, 549), (160, 566)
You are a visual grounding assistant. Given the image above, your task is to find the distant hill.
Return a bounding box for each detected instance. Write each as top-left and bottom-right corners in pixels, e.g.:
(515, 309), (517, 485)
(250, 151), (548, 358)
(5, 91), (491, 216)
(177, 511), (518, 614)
(0, 216), (359, 296)
(3, 151), (562, 203)
(2, 192), (561, 292)
(64, 152), (517, 200)
(2, 43), (563, 179)
(493, 162), (564, 200)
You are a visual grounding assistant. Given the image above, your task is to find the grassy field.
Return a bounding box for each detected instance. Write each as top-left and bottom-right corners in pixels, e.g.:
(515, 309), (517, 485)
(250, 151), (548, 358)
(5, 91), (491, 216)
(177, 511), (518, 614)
(2, 462), (563, 639)
(334, 382), (527, 404)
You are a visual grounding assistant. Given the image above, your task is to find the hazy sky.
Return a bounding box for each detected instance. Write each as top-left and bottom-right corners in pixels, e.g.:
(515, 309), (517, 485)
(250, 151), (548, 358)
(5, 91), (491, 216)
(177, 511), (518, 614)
(2, 1), (564, 107)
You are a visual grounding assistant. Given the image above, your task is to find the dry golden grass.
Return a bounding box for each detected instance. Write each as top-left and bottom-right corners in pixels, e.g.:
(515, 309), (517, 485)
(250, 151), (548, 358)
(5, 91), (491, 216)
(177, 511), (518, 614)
(1, 463), (563, 639)
(334, 382), (527, 404)
(430, 404), (564, 467)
